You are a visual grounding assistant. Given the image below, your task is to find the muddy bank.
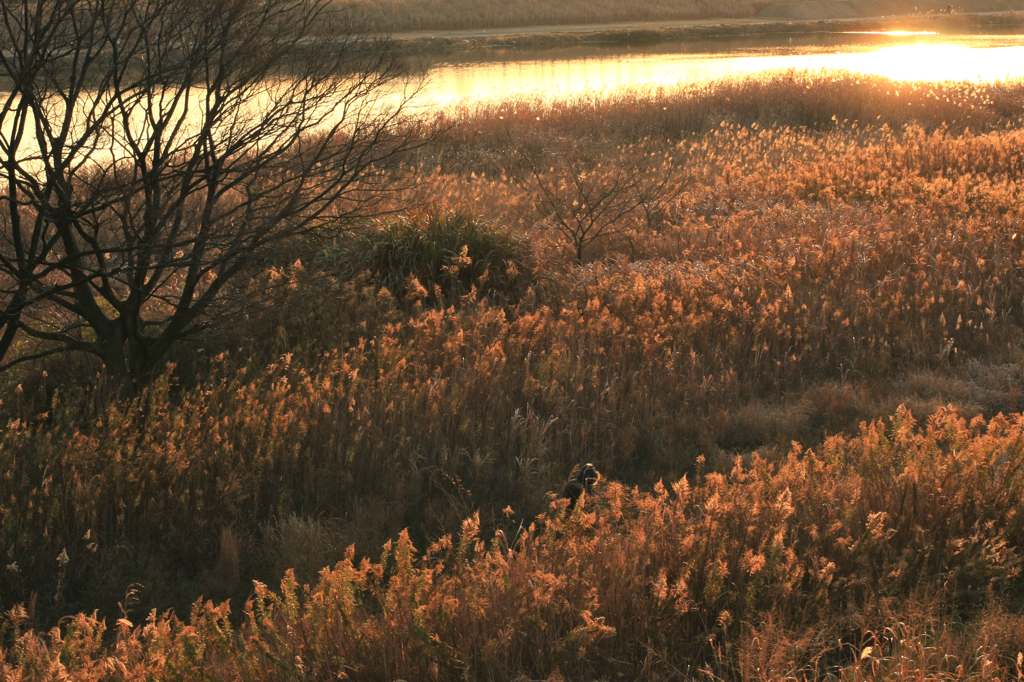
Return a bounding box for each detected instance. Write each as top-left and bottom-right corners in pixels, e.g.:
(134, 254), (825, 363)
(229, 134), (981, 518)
(391, 11), (1024, 54)
(758, 0), (1024, 20)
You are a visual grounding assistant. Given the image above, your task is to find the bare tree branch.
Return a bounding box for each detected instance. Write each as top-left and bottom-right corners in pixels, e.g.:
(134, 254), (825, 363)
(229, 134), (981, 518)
(510, 133), (686, 263)
(0, 0), (427, 386)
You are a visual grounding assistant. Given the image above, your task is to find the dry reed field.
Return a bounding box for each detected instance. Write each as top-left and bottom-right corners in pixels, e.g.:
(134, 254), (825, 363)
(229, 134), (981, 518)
(7, 70), (1024, 679)
(338, 0), (804, 33)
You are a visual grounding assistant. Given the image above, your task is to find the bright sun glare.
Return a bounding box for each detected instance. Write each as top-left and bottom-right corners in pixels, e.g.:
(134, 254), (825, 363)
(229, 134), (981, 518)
(825, 44), (1024, 81)
(422, 39), (1024, 106)
(730, 44), (1024, 84)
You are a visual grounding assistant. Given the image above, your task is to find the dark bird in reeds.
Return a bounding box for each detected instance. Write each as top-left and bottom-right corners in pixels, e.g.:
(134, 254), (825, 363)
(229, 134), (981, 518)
(564, 463), (600, 510)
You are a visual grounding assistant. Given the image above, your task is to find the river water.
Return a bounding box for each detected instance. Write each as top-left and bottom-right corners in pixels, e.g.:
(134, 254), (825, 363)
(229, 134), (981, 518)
(413, 30), (1024, 106)
(5, 29), (1023, 165)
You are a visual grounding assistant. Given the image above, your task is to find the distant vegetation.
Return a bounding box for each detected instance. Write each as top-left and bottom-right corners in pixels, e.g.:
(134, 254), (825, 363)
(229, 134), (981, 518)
(6, 70), (1024, 679)
(339, 0), (815, 33)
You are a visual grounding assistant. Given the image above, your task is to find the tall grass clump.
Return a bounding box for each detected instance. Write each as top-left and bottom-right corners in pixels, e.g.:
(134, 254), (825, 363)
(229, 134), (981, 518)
(325, 205), (535, 307)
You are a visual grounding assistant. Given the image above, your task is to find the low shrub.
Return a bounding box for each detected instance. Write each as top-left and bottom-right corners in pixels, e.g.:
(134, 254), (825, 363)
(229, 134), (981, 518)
(325, 206), (535, 308)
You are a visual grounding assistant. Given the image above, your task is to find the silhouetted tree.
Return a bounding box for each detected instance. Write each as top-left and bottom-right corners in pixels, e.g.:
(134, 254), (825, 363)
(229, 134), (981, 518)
(0, 0), (421, 384)
(512, 137), (685, 263)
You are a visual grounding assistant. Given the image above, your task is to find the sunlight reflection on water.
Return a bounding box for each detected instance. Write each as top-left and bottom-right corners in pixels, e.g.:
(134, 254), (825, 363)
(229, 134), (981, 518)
(417, 33), (1024, 106)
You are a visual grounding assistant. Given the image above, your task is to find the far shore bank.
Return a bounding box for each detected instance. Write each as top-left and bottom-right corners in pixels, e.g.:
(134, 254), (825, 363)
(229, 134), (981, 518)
(389, 11), (1024, 54)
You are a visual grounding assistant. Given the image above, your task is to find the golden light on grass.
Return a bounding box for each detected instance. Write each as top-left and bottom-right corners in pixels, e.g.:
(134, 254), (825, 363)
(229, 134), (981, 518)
(7, 69), (1024, 680)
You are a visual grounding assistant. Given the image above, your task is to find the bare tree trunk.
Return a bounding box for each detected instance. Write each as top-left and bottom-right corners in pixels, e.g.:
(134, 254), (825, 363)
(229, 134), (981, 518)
(0, 0), (428, 382)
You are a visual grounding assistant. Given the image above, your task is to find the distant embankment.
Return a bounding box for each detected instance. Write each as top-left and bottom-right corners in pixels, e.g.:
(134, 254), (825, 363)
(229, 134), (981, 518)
(758, 0), (1024, 20)
(390, 1), (1024, 53)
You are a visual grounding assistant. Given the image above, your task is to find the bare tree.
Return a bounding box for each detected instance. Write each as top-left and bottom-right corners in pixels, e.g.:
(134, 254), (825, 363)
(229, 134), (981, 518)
(0, 0), (422, 383)
(512, 137), (685, 263)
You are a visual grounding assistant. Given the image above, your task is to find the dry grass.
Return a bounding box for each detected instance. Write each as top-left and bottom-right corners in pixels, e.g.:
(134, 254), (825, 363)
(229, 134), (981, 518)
(6, 409), (1024, 679)
(339, 0), (807, 33)
(5, 70), (1024, 678)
